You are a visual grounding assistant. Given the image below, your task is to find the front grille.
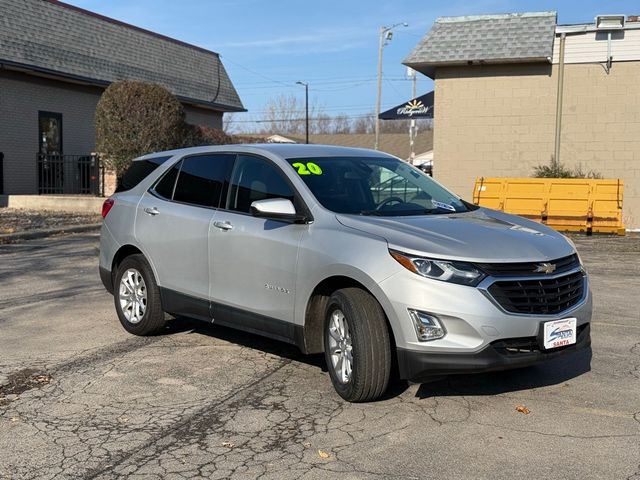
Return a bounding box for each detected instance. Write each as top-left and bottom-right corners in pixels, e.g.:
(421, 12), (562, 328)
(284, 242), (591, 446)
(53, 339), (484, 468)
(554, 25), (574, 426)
(487, 270), (585, 314)
(476, 254), (580, 277)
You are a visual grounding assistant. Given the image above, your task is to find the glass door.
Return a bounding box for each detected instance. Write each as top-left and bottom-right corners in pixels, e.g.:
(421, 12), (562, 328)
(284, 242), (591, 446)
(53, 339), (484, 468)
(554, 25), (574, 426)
(38, 111), (63, 193)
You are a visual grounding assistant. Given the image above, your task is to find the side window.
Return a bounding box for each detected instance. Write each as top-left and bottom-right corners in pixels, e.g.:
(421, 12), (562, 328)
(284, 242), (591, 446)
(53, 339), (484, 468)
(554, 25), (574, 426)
(172, 154), (235, 208)
(226, 155), (295, 214)
(153, 160), (182, 200)
(116, 155), (173, 193)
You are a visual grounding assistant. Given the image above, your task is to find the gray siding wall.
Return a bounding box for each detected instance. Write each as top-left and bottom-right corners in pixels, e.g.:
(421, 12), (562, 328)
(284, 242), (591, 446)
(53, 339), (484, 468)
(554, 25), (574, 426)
(184, 106), (223, 129)
(0, 70), (102, 194)
(0, 71), (227, 194)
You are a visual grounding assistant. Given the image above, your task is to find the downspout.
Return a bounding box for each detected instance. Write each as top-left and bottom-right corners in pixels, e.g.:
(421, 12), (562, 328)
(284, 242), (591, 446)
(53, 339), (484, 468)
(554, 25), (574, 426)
(553, 32), (566, 164)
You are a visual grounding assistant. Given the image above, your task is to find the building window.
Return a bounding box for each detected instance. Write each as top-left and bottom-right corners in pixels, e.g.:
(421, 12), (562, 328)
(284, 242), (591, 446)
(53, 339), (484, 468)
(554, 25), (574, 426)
(38, 111), (63, 155)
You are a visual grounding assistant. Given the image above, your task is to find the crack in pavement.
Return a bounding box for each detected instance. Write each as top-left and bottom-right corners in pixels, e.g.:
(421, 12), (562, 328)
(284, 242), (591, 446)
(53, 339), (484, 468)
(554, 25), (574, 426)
(83, 359), (293, 479)
(85, 362), (418, 480)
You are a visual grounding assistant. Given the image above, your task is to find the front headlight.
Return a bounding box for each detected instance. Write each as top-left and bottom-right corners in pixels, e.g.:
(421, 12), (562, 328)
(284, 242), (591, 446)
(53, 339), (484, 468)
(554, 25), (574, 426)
(390, 250), (486, 286)
(562, 234), (584, 266)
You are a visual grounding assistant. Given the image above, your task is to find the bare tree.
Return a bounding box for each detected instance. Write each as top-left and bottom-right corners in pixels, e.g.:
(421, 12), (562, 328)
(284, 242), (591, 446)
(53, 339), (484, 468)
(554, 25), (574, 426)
(259, 93), (325, 135)
(352, 115), (375, 134)
(261, 93), (302, 135)
(223, 112), (237, 133)
(313, 113), (333, 134)
(332, 114), (352, 134)
(238, 100), (433, 137)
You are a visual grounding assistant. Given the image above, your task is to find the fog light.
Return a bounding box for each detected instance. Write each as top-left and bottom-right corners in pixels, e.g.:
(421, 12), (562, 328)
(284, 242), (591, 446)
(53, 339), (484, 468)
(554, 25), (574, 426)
(408, 309), (446, 341)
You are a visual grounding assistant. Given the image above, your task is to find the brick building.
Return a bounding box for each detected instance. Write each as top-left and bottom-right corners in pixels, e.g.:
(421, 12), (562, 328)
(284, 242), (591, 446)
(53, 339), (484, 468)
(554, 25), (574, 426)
(0, 0), (244, 195)
(404, 12), (640, 229)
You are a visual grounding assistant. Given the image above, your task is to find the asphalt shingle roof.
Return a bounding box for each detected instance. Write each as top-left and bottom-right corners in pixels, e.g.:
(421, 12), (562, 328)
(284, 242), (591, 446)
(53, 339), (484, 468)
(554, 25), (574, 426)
(0, 0), (244, 111)
(404, 11), (557, 78)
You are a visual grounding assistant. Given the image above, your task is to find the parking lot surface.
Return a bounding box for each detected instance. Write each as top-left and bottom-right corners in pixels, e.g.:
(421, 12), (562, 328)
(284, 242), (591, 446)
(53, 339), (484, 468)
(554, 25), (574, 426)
(0, 232), (639, 480)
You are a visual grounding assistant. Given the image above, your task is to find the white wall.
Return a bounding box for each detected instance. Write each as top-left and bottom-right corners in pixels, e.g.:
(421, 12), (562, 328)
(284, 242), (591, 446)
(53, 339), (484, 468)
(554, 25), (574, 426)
(552, 27), (640, 64)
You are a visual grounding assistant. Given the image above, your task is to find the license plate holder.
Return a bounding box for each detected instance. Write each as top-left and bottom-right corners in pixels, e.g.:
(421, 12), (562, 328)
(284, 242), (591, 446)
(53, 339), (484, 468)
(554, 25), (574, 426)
(540, 318), (577, 350)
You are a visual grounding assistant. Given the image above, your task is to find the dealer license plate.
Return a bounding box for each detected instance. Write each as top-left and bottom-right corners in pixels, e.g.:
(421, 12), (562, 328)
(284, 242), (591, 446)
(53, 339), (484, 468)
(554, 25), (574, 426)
(543, 318), (577, 350)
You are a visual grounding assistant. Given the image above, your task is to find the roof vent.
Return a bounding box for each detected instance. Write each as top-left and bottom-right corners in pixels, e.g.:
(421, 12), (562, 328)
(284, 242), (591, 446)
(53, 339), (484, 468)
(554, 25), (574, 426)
(595, 15), (625, 30)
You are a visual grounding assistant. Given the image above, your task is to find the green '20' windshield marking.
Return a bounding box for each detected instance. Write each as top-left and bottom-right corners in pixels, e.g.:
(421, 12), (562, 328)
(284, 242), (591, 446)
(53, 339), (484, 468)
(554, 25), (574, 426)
(292, 162), (323, 175)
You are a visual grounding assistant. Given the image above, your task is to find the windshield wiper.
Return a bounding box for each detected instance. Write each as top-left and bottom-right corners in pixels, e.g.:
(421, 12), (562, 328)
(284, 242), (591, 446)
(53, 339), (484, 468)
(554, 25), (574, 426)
(359, 207), (461, 217)
(421, 208), (451, 215)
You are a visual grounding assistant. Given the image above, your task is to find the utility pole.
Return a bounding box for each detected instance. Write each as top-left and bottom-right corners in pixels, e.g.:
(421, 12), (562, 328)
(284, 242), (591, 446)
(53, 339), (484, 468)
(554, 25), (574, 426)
(374, 22), (408, 151)
(554, 33), (566, 166)
(407, 66), (417, 162)
(296, 81), (309, 144)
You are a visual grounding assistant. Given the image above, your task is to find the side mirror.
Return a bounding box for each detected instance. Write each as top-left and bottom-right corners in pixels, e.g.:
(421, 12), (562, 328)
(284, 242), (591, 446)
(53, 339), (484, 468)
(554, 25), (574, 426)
(250, 198), (308, 223)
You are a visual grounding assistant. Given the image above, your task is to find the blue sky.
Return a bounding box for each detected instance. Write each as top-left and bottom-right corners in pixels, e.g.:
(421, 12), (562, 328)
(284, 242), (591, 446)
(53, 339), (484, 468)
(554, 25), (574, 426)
(67, 0), (639, 130)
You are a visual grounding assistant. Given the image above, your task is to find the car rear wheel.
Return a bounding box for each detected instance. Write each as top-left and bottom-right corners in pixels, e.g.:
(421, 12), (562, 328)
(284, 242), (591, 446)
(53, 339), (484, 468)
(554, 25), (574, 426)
(324, 288), (391, 402)
(114, 254), (166, 336)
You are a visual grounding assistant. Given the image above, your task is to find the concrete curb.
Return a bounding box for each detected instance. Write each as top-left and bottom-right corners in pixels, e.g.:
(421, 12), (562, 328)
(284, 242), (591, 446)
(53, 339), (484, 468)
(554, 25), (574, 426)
(0, 223), (102, 242)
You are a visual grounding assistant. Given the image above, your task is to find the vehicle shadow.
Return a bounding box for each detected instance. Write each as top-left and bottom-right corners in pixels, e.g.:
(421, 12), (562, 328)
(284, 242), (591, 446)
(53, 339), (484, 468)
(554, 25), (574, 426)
(164, 317), (591, 402)
(165, 316), (413, 399)
(414, 348), (592, 399)
(165, 316), (328, 372)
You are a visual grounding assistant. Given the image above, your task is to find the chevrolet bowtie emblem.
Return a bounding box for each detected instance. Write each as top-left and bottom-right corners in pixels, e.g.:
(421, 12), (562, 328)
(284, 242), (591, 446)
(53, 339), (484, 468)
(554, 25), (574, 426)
(535, 262), (556, 274)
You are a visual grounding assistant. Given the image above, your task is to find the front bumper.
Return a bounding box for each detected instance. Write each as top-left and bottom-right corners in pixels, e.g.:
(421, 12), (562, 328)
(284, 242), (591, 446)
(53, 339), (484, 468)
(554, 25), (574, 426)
(398, 322), (591, 382)
(379, 266), (592, 350)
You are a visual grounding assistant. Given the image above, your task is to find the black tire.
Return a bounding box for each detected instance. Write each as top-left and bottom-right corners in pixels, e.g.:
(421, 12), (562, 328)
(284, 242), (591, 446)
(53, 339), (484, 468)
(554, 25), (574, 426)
(324, 288), (391, 402)
(113, 254), (166, 336)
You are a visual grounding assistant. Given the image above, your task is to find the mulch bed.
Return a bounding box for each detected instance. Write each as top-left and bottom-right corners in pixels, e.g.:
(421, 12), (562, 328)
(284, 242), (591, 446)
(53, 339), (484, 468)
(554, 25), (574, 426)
(0, 208), (102, 235)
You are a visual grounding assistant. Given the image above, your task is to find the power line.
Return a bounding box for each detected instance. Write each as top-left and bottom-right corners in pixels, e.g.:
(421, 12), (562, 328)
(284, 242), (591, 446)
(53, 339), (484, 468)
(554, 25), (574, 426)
(383, 73), (407, 101)
(220, 55), (293, 87)
(233, 77), (411, 93)
(235, 103), (395, 114)
(227, 113), (378, 124)
(233, 76), (391, 88)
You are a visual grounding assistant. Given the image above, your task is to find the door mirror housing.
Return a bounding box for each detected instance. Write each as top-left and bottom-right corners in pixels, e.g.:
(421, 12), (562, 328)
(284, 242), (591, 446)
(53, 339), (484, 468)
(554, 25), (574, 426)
(250, 198), (308, 223)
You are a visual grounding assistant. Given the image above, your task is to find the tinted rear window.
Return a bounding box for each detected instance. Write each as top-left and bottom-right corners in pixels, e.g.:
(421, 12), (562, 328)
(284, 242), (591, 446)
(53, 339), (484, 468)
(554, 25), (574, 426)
(173, 154), (235, 208)
(153, 160), (181, 200)
(116, 156), (173, 193)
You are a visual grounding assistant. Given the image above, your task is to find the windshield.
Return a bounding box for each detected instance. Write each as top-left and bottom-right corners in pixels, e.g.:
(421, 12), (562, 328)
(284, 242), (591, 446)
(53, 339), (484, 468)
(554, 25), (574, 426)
(286, 156), (471, 216)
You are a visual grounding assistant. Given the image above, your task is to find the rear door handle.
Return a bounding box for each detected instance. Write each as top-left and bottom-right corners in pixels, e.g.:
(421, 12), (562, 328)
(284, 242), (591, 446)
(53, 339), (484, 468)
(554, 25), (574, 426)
(144, 207), (160, 216)
(213, 220), (233, 231)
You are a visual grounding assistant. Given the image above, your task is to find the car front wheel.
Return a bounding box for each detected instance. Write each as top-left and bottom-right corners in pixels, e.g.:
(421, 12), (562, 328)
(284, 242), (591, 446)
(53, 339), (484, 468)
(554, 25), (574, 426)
(324, 288), (391, 402)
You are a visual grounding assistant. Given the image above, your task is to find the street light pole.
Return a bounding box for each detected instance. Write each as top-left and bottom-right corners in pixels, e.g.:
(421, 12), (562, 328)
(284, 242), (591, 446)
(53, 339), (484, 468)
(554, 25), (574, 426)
(296, 81), (309, 144)
(374, 27), (384, 151)
(374, 22), (408, 151)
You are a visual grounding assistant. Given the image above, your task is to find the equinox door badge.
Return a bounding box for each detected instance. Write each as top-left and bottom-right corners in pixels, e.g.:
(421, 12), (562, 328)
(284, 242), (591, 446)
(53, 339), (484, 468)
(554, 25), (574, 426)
(264, 283), (291, 294)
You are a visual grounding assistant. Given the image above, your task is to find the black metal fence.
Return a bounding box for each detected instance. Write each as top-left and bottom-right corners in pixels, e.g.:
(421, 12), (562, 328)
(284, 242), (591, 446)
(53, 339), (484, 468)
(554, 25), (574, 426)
(37, 154), (103, 195)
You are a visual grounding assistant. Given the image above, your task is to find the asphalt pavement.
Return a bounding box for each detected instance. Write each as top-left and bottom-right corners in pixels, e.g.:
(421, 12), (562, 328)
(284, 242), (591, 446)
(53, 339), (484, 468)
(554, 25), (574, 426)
(0, 232), (638, 480)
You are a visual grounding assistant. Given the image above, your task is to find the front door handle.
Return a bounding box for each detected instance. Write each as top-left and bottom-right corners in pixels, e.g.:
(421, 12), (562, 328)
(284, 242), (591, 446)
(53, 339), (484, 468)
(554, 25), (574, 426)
(213, 220), (233, 231)
(144, 207), (160, 216)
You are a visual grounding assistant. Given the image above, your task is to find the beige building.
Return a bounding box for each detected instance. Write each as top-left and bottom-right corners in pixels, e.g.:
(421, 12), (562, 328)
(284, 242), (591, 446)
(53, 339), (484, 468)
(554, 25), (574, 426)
(405, 12), (640, 229)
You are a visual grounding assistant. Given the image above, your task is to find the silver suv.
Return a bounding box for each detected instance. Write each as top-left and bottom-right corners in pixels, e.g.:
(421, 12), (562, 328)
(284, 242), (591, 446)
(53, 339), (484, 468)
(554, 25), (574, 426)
(99, 145), (592, 402)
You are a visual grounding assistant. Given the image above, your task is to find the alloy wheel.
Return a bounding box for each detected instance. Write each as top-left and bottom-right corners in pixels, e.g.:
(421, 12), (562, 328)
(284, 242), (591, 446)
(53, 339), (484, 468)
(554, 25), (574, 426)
(327, 309), (353, 384)
(118, 268), (147, 324)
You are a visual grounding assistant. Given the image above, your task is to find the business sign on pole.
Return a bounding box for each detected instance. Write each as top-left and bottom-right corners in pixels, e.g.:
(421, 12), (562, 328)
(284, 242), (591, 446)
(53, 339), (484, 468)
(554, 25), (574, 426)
(378, 91), (434, 120)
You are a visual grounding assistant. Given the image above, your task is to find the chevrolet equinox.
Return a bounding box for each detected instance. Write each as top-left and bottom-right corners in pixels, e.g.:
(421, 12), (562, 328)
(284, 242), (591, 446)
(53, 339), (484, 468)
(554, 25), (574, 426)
(99, 145), (592, 402)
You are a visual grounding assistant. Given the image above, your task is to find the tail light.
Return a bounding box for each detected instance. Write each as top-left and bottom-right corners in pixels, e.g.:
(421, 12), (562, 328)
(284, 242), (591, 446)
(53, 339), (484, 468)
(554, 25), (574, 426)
(102, 198), (114, 218)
